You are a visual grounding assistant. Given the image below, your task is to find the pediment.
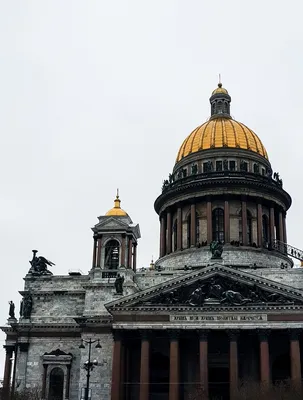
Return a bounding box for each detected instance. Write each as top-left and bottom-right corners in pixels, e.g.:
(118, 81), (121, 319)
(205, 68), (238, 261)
(44, 349), (72, 356)
(106, 265), (303, 312)
(93, 216), (130, 231)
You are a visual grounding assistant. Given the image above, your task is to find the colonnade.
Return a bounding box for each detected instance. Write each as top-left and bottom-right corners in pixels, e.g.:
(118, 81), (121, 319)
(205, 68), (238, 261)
(159, 200), (287, 258)
(111, 329), (302, 400)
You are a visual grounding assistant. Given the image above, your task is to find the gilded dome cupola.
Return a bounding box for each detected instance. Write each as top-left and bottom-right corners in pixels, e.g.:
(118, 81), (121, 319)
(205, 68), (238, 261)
(176, 82), (268, 162)
(105, 191), (128, 217)
(210, 82), (231, 119)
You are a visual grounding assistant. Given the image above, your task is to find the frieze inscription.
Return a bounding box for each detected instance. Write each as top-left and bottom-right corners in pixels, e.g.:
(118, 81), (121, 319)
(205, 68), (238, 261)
(170, 314), (268, 322)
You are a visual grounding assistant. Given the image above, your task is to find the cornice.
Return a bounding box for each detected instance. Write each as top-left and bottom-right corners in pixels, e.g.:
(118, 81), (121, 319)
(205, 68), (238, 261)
(155, 175), (291, 213)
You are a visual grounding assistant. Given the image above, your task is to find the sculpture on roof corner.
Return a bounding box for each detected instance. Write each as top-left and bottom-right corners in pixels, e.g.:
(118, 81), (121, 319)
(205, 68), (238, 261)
(28, 250), (55, 275)
(114, 273), (124, 295)
(8, 301), (15, 319)
(20, 294), (33, 319)
(210, 241), (223, 259)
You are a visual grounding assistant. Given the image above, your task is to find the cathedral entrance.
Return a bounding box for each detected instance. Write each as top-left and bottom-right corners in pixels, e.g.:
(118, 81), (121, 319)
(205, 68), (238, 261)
(48, 367), (64, 400)
(150, 339), (169, 400)
(150, 351), (169, 399)
(208, 332), (229, 400)
(209, 366), (229, 400)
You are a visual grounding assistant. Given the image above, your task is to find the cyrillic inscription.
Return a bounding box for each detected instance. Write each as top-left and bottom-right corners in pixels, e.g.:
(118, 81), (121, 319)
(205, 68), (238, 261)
(170, 314), (267, 322)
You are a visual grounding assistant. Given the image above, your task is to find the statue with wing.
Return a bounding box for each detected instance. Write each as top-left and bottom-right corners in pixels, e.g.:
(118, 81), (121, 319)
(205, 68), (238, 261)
(29, 250), (55, 275)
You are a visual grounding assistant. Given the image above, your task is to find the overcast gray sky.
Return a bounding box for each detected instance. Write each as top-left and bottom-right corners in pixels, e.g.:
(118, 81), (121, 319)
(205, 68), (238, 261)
(0, 0), (302, 373)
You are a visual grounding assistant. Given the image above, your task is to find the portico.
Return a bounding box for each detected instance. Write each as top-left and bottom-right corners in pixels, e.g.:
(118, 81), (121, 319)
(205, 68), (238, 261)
(106, 265), (303, 400)
(110, 327), (302, 400)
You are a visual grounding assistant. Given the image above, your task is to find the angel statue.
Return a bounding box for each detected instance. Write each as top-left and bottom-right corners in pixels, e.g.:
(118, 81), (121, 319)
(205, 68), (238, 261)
(29, 250), (55, 275)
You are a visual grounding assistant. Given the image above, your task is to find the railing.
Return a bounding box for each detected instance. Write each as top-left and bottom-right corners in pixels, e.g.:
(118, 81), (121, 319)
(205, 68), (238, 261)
(101, 270), (118, 279)
(273, 240), (303, 261)
(162, 170), (283, 193)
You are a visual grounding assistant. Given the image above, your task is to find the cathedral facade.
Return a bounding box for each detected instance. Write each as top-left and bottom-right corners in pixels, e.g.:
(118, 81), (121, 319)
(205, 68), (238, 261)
(2, 83), (303, 400)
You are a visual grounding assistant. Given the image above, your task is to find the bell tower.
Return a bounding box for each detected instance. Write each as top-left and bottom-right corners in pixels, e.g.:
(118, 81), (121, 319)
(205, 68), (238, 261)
(91, 192), (141, 272)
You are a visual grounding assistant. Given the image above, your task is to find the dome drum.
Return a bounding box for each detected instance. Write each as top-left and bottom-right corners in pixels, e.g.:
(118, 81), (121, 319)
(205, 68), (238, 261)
(156, 194), (291, 269)
(174, 147), (271, 174)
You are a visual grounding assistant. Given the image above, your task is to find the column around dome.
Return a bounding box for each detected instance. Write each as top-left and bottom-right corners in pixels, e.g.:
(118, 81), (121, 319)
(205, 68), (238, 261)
(160, 215), (166, 257)
(257, 203), (263, 247)
(190, 203), (196, 247)
(241, 200), (248, 246)
(283, 212), (287, 244)
(278, 210), (284, 243)
(167, 210), (172, 254)
(177, 206), (182, 251)
(269, 207), (275, 246)
(206, 200), (212, 244)
(224, 200), (230, 243)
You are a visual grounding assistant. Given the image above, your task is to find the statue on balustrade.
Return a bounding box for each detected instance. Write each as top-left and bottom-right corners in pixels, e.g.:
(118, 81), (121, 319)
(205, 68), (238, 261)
(210, 241), (223, 259)
(191, 164), (198, 175)
(162, 179), (169, 191)
(273, 172), (283, 187)
(168, 173), (175, 183)
(206, 161), (213, 172)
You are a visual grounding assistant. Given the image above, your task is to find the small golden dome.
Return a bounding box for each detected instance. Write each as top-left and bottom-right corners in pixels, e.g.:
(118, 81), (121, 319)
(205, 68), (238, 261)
(105, 192), (128, 217)
(212, 83), (228, 95)
(176, 118), (268, 162)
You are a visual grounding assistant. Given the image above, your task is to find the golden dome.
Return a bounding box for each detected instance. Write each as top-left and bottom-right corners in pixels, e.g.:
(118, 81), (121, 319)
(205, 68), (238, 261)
(105, 192), (128, 217)
(176, 118), (268, 162)
(212, 83), (228, 95)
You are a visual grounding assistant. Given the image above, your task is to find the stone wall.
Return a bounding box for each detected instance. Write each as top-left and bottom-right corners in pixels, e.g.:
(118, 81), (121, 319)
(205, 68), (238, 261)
(155, 246), (293, 270)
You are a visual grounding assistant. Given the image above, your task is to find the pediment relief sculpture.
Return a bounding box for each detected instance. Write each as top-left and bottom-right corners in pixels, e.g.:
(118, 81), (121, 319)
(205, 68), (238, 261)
(141, 276), (301, 307)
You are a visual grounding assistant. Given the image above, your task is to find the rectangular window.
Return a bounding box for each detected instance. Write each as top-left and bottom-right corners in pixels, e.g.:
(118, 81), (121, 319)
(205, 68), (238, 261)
(229, 161), (236, 171)
(203, 162), (208, 173)
(262, 168), (265, 176)
(216, 161), (223, 171)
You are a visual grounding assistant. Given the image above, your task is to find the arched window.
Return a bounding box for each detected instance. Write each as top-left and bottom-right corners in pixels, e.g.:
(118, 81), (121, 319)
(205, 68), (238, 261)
(239, 210), (252, 245)
(217, 101), (223, 114)
(49, 367), (64, 400)
(104, 240), (120, 269)
(212, 208), (224, 242)
(187, 215), (191, 248)
(173, 220), (177, 251)
(262, 214), (269, 244)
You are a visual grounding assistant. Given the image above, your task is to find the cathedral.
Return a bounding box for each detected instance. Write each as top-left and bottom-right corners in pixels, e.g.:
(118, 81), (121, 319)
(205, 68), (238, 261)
(2, 83), (303, 400)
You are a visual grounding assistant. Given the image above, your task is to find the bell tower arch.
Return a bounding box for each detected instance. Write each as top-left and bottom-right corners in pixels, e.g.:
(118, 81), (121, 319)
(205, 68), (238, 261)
(91, 192), (141, 272)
